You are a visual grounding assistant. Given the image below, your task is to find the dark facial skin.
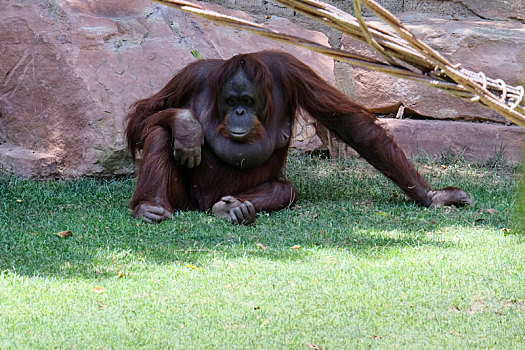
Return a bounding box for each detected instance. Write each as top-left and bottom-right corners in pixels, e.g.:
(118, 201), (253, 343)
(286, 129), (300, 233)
(217, 69), (265, 142)
(205, 68), (291, 169)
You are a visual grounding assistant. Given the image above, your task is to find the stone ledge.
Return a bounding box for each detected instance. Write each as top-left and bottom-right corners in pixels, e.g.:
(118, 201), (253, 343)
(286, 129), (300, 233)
(0, 145), (59, 179)
(383, 119), (524, 163)
(321, 119), (524, 164)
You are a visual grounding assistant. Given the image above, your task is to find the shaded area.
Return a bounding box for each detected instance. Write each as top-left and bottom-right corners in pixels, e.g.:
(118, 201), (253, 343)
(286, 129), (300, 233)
(0, 155), (518, 278)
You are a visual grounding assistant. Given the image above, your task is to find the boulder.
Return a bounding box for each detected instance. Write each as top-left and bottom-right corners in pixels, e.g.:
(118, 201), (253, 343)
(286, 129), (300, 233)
(0, 0), (330, 179)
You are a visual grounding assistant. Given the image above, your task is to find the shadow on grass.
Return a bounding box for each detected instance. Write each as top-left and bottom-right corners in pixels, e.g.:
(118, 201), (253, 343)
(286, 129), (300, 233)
(0, 156), (518, 278)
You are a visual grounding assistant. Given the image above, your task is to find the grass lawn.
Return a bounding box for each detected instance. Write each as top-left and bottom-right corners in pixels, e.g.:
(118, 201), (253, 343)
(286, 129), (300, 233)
(1, 154), (523, 349)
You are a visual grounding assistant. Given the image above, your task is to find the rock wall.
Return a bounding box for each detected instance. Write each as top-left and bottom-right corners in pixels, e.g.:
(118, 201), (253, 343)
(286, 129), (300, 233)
(1, 0), (523, 178)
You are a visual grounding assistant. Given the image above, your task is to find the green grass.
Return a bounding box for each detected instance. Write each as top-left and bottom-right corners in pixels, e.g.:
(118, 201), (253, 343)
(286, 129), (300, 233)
(1, 155), (524, 349)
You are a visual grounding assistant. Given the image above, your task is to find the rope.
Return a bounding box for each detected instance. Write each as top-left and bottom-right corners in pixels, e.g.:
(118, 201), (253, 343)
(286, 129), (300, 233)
(510, 86), (525, 110)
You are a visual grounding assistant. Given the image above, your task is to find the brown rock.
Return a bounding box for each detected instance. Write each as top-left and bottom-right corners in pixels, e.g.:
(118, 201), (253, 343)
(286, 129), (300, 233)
(0, 145), (59, 179)
(0, 1), (329, 178)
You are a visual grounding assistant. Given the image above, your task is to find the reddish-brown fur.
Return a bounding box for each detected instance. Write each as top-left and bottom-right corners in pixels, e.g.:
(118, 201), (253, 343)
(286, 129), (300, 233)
(126, 50), (470, 223)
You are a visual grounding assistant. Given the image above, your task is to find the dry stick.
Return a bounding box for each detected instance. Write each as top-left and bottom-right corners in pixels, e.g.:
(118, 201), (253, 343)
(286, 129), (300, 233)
(353, 0), (402, 67)
(278, 0), (434, 71)
(360, 0), (453, 67)
(152, 0), (525, 127)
